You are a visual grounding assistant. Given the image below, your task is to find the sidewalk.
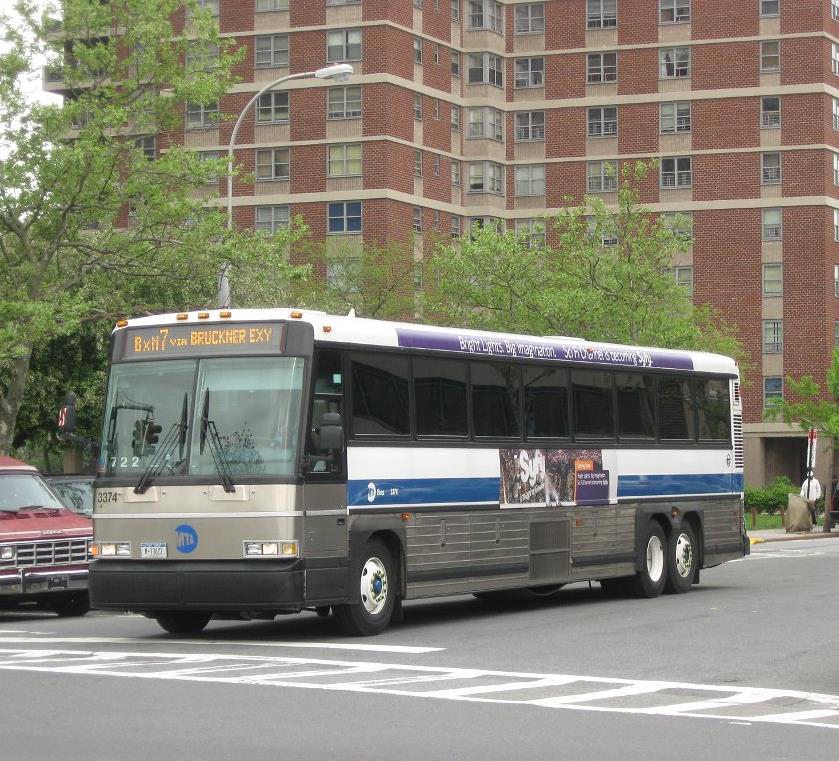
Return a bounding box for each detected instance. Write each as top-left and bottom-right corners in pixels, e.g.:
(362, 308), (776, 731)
(748, 527), (839, 544)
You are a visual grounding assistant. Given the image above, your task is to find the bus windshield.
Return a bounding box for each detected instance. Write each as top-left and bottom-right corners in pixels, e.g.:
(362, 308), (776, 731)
(101, 357), (305, 479)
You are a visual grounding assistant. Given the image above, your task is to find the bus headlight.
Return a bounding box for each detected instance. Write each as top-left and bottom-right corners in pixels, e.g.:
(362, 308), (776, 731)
(0, 546), (15, 561)
(97, 542), (131, 558)
(243, 541), (298, 558)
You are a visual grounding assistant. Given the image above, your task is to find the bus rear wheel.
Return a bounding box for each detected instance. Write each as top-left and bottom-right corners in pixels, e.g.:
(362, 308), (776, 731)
(628, 521), (667, 599)
(665, 522), (697, 594)
(154, 611), (212, 635)
(334, 539), (396, 636)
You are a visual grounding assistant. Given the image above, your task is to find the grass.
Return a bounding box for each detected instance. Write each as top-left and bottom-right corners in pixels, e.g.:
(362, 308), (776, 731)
(746, 512), (826, 531)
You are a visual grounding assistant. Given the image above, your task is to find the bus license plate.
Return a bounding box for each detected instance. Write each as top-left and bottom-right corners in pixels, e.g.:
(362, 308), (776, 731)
(140, 543), (167, 559)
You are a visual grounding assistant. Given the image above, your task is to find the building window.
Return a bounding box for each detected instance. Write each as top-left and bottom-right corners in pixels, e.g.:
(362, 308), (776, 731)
(468, 53), (503, 86)
(434, 44), (440, 64)
(834, 153), (839, 186)
(198, 150), (219, 184)
(661, 211), (693, 241)
(468, 107), (503, 141)
(761, 96), (780, 128)
(256, 92), (289, 123)
(185, 101), (219, 129)
(515, 165), (546, 196)
(515, 3), (545, 33)
(760, 41), (780, 72)
(660, 47), (690, 79)
(515, 218), (546, 247)
(835, 209), (839, 242)
(467, 0), (503, 33)
(760, 0), (779, 17)
(835, 320), (839, 347)
(255, 205), (290, 235)
(328, 143), (362, 176)
(134, 135), (155, 160)
(434, 154), (440, 176)
(764, 376), (782, 407)
(587, 52), (617, 83)
(451, 51), (461, 76)
(587, 106), (617, 137)
(415, 149), (423, 177)
(763, 320), (783, 353)
(451, 106), (460, 130)
(659, 0), (690, 23)
(413, 37), (423, 64)
(327, 86), (362, 119)
(515, 111), (545, 141)
(433, 99), (440, 120)
(451, 215), (462, 236)
(452, 159), (461, 185)
(661, 156), (692, 188)
(451, 0), (461, 22)
(327, 0), (361, 5)
(185, 43), (220, 73)
(256, 147), (290, 180)
(672, 266), (693, 298)
(470, 216), (504, 233)
(833, 0), (839, 21)
(761, 152), (781, 184)
(255, 34), (289, 68)
(189, 0), (219, 17)
(763, 263), (783, 296)
(762, 208), (782, 240)
(328, 201), (362, 234)
(660, 101), (691, 133)
(256, 0), (290, 10)
(833, 44), (839, 75)
(587, 0), (617, 29)
(833, 98), (839, 131)
(413, 93), (422, 120)
(327, 29), (362, 62)
(515, 57), (544, 88)
(468, 161), (504, 194)
(587, 161), (617, 192)
(413, 207), (423, 233)
(835, 264), (839, 297)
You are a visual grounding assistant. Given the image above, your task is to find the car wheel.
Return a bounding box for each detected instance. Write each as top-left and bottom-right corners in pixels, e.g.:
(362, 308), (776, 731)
(50, 593), (91, 618)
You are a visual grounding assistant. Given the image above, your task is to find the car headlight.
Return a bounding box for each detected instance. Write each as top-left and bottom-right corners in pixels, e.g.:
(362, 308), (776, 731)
(0, 546), (15, 561)
(243, 541), (297, 557)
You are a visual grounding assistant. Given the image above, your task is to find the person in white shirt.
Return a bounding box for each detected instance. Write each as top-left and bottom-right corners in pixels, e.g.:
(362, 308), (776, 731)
(800, 471), (821, 526)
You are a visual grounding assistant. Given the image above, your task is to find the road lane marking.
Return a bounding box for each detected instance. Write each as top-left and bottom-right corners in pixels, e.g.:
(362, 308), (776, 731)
(0, 636), (442, 654)
(1, 647), (837, 730)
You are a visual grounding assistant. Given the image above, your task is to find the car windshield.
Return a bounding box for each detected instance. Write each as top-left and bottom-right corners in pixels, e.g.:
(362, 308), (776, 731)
(0, 474), (65, 512)
(101, 356), (306, 479)
(47, 479), (94, 516)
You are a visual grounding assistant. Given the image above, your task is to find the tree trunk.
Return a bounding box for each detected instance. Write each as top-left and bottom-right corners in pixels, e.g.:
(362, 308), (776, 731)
(0, 342), (35, 456)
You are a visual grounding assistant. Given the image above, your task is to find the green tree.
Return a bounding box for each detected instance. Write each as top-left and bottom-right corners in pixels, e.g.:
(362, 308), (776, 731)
(0, 0), (303, 454)
(429, 162), (742, 359)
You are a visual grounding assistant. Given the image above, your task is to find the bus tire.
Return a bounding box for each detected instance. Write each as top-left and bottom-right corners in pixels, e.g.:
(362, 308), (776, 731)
(154, 611), (212, 635)
(628, 521), (667, 599)
(334, 539), (396, 636)
(665, 521), (697, 594)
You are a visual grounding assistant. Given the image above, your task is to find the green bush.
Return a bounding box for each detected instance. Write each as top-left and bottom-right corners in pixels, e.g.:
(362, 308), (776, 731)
(744, 476), (797, 515)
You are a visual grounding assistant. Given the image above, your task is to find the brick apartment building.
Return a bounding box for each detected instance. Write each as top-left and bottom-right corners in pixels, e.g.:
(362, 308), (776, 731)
(44, 0), (839, 487)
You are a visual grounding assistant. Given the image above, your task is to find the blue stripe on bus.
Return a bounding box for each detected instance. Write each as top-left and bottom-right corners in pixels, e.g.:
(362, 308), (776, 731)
(617, 472), (744, 497)
(348, 473), (743, 507)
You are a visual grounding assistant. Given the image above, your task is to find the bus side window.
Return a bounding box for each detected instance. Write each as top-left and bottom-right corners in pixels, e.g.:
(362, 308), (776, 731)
(308, 349), (343, 473)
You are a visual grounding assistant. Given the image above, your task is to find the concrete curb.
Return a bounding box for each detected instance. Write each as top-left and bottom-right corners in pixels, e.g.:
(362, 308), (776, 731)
(749, 531), (839, 544)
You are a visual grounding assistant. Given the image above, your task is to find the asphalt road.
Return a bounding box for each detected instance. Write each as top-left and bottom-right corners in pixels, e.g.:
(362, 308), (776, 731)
(2, 538), (838, 761)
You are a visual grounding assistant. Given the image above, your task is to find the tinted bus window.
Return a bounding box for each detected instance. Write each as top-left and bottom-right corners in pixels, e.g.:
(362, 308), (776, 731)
(572, 370), (614, 438)
(616, 373), (655, 438)
(414, 357), (468, 436)
(350, 353), (410, 436)
(696, 378), (731, 441)
(524, 366), (569, 438)
(471, 362), (521, 438)
(658, 376), (695, 441)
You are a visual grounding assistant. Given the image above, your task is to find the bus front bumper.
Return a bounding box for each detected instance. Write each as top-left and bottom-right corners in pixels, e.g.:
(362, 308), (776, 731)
(89, 558), (347, 611)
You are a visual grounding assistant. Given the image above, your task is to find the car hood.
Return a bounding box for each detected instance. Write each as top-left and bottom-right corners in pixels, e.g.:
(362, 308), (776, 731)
(0, 508), (92, 542)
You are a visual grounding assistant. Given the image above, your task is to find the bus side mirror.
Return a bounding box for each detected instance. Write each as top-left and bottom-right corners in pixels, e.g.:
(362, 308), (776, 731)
(319, 412), (344, 452)
(57, 392), (78, 434)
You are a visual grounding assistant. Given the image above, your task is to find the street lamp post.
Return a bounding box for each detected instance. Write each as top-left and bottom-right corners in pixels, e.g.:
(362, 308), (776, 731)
(217, 63), (354, 308)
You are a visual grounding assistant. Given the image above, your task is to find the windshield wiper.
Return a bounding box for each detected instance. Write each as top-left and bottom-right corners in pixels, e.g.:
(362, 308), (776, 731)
(199, 389), (235, 494)
(4, 505), (61, 514)
(133, 394), (189, 495)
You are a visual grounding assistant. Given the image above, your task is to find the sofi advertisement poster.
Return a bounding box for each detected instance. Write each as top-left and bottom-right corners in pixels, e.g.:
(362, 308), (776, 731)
(499, 448), (611, 508)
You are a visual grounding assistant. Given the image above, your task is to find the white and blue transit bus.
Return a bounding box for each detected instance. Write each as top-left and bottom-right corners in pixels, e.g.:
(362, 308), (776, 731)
(87, 308), (748, 635)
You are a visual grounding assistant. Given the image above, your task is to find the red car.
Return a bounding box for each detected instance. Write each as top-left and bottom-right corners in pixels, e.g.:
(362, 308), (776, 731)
(0, 456), (93, 616)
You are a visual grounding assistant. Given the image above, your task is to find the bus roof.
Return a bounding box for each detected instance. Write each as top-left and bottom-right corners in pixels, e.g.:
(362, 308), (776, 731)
(117, 308), (738, 376)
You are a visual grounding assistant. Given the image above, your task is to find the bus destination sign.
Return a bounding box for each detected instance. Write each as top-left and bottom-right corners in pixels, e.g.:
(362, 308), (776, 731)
(121, 322), (284, 359)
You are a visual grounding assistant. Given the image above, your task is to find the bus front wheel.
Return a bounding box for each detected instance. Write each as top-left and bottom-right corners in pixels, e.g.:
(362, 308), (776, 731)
(628, 521), (667, 599)
(154, 611), (212, 636)
(334, 539), (396, 636)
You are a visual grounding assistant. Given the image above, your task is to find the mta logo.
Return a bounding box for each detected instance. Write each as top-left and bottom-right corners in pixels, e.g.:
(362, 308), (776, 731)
(367, 482), (376, 503)
(175, 524), (198, 554)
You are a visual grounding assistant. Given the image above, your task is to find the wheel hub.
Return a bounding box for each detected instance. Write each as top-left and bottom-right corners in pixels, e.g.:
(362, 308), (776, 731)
(675, 532), (693, 578)
(360, 557), (388, 615)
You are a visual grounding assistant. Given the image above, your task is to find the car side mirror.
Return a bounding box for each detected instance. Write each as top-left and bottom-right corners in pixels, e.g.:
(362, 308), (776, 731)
(57, 391), (78, 434)
(319, 411), (344, 452)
